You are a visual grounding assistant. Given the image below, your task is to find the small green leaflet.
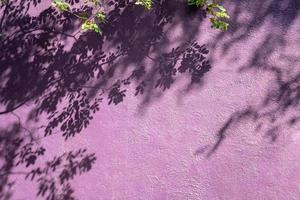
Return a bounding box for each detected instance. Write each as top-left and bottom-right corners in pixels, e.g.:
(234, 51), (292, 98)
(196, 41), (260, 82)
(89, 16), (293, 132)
(135, 0), (152, 10)
(81, 21), (102, 34)
(52, 0), (70, 12)
(96, 11), (106, 23)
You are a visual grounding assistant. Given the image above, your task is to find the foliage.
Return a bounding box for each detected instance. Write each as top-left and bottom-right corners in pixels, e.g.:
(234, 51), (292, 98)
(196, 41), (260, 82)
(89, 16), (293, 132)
(95, 11), (106, 22)
(81, 21), (101, 33)
(187, 0), (207, 7)
(51, 0), (70, 12)
(207, 3), (229, 31)
(188, 0), (229, 31)
(47, 0), (229, 34)
(135, 0), (153, 10)
(0, 0), (218, 199)
(0, 0), (229, 35)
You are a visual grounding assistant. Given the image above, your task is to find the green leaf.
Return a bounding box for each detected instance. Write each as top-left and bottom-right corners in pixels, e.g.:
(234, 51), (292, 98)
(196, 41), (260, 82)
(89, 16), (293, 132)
(96, 11), (106, 23)
(52, 0), (70, 12)
(81, 21), (102, 34)
(208, 4), (230, 19)
(210, 17), (229, 31)
(135, 0), (152, 10)
(187, 0), (206, 7)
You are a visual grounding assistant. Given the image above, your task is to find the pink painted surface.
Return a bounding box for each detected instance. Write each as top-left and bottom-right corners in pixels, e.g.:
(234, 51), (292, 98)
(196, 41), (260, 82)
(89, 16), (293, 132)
(1, 0), (300, 199)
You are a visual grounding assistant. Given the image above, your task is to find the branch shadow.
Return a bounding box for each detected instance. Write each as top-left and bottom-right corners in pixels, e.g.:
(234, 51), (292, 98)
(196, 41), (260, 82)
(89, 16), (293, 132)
(195, 0), (300, 158)
(0, 0), (212, 199)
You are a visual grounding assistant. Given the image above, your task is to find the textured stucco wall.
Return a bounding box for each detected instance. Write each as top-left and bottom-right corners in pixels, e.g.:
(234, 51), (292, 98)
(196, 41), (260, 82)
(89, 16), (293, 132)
(1, 0), (300, 199)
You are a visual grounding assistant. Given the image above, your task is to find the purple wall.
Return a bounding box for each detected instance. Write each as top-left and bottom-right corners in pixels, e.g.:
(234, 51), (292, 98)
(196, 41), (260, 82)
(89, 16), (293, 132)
(1, 0), (300, 199)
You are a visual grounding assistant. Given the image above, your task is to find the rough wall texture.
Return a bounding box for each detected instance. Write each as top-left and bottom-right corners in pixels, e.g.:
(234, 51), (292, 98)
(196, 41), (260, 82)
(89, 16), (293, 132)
(1, 0), (300, 199)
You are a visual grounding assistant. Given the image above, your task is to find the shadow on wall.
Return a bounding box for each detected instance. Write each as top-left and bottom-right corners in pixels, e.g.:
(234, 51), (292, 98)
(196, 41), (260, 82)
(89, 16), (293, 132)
(2, 0), (299, 198)
(196, 0), (300, 157)
(0, 0), (211, 199)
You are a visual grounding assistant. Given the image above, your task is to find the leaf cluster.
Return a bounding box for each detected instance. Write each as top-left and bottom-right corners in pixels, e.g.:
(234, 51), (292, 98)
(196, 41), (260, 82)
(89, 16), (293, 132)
(135, 0), (153, 10)
(188, 0), (229, 31)
(50, 0), (230, 35)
